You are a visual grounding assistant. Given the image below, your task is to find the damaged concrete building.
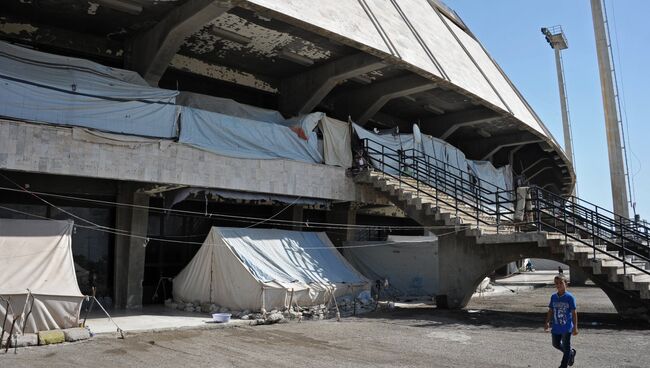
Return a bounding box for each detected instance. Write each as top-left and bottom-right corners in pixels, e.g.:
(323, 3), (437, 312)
(2, 0), (648, 319)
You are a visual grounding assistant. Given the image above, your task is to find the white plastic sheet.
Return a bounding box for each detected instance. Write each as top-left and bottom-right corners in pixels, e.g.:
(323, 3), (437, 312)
(0, 41), (180, 138)
(320, 117), (352, 167)
(180, 107), (323, 163)
(173, 227), (369, 311)
(343, 235), (438, 299)
(354, 124), (513, 196)
(0, 219), (83, 334)
(177, 92), (285, 123)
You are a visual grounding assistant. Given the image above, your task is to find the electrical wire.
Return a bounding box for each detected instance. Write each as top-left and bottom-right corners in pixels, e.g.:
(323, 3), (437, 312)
(0, 204), (463, 250)
(0, 184), (469, 231)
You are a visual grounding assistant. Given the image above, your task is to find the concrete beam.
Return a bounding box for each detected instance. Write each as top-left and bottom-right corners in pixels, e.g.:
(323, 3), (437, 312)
(0, 16), (124, 63)
(421, 108), (502, 139)
(127, 0), (236, 85)
(337, 74), (437, 125)
(461, 133), (542, 161)
(521, 157), (551, 175)
(480, 140), (542, 161)
(280, 53), (385, 116)
(526, 166), (553, 183)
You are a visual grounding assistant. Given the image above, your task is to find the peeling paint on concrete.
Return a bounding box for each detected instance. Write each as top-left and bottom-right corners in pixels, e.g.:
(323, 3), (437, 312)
(87, 2), (99, 15)
(185, 13), (330, 62)
(0, 18), (39, 36)
(170, 54), (277, 93)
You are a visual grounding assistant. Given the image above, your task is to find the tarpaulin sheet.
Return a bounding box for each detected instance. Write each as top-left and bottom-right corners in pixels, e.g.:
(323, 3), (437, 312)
(343, 235), (438, 299)
(180, 107), (323, 163)
(320, 116), (352, 167)
(173, 227), (369, 311)
(354, 124), (513, 195)
(177, 92), (285, 123)
(353, 123), (415, 174)
(0, 219), (83, 334)
(0, 41), (180, 138)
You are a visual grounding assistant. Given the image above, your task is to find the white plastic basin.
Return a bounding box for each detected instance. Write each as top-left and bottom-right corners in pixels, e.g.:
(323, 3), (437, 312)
(212, 313), (231, 323)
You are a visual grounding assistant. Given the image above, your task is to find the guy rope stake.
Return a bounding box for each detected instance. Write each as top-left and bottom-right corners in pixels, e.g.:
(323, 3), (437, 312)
(20, 292), (35, 333)
(82, 287), (97, 327)
(0, 296), (10, 345)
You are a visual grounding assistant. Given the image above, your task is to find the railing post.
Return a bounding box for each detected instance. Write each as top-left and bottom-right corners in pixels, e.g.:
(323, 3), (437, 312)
(415, 151), (419, 197)
(621, 220), (627, 275)
(562, 198), (569, 243)
(434, 166), (439, 208)
(455, 177), (459, 219)
(536, 190), (541, 232)
(496, 191), (500, 234)
(475, 186), (479, 229)
(592, 210), (597, 260)
(381, 144), (385, 175)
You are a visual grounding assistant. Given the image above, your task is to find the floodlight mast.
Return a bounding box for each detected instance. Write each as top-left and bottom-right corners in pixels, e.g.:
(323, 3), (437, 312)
(590, 0), (630, 220)
(541, 26), (575, 197)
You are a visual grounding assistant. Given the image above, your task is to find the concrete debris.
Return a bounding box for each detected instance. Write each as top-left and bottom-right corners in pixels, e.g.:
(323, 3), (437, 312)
(63, 327), (91, 342)
(167, 295), (375, 322)
(266, 312), (284, 324)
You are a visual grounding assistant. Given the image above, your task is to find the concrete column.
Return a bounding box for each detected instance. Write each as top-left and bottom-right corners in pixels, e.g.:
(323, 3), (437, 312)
(291, 205), (304, 231)
(590, 0), (629, 219)
(325, 202), (357, 247)
(568, 263), (589, 286)
(114, 183), (150, 309)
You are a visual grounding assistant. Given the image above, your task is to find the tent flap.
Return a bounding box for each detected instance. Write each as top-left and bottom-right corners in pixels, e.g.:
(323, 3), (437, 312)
(173, 227), (370, 311)
(0, 219), (83, 333)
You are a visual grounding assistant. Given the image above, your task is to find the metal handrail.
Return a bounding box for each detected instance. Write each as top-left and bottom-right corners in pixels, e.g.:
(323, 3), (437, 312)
(360, 138), (650, 276)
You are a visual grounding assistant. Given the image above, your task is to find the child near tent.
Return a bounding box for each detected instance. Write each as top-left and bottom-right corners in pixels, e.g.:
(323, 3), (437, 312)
(544, 274), (578, 368)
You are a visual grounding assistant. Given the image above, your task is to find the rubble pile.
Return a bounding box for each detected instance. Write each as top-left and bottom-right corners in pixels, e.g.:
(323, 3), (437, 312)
(165, 292), (375, 323)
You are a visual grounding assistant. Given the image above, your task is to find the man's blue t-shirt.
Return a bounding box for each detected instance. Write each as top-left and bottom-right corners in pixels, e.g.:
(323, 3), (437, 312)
(549, 291), (577, 334)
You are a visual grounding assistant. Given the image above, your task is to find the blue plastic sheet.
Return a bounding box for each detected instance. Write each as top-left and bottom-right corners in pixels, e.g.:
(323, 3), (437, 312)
(0, 41), (180, 138)
(180, 107), (323, 163)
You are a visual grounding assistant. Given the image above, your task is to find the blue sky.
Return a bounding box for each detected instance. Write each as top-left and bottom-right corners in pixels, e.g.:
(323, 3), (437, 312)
(444, 0), (650, 219)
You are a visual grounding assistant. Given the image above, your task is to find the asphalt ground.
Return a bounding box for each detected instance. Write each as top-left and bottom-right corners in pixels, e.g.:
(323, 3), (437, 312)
(2, 286), (649, 368)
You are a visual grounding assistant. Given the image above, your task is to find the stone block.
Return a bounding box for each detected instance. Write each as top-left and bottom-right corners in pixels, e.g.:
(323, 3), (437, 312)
(63, 328), (91, 342)
(38, 330), (65, 345)
(6, 333), (39, 348)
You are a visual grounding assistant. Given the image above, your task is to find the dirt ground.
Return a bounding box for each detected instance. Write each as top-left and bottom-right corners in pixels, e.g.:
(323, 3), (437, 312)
(2, 286), (649, 368)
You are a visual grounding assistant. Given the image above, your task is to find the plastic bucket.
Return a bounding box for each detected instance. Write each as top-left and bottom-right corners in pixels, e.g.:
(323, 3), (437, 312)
(212, 313), (231, 323)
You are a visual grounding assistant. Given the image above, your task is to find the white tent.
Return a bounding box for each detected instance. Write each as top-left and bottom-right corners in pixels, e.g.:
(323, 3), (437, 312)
(343, 235), (439, 300)
(173, 227), (370, 311)
(0, 219), (84, 334)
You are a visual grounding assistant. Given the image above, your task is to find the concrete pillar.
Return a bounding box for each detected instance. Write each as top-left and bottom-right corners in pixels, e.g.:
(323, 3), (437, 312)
(325, 202), (357, 247)
(568, 263), (589, 286)
(114, 183), (150, 309)
(291, 205), (304, 231)
(590, 0), (630, 219)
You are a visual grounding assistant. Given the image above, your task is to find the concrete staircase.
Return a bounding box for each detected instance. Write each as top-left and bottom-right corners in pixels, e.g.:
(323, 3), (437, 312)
(356, 170), (650, 312)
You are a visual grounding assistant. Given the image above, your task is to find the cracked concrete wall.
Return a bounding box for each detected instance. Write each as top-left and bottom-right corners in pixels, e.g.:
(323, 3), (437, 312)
(0, 119), (383, 203)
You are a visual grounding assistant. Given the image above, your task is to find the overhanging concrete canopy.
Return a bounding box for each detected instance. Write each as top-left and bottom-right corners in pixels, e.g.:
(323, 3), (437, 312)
(421, 108), (502, 139)
(127, 0), (237, 85)
(333, 74), (437, 125)
(280, 53), (386, 116)
(461, 132), (543, 161)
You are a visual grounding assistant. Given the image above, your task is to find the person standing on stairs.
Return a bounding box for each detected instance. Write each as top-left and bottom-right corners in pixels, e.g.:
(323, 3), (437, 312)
(545, 274), (578, 368)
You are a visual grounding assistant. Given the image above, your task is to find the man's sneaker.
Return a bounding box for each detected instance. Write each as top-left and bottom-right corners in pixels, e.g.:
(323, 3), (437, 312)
(568, 348), (576, 366)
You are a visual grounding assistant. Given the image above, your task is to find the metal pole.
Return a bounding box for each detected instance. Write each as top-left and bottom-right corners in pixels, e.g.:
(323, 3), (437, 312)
(590, 0), (630, 219)
(553, 47), (575, 196)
